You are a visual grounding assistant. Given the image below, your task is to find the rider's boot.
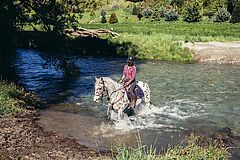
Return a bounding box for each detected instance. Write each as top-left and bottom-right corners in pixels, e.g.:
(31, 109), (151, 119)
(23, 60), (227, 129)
(131, 87), (138, 108)
(130, 94), (137, 108)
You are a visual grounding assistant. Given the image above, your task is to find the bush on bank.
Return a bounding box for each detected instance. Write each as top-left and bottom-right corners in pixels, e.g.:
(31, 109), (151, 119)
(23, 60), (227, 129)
(0, 81), (37, 117)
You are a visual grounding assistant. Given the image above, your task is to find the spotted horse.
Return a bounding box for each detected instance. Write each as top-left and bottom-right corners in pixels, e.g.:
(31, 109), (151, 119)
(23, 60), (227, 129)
(94, 77), (151, 120)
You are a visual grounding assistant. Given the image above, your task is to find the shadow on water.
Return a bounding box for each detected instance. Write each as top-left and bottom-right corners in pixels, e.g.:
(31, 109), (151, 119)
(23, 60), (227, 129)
(0, 31), (144, 105)
(1, 49), (145, 105)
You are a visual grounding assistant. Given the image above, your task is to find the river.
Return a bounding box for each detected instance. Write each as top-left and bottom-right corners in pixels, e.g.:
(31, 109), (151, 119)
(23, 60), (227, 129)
(1, 49), (240, 154)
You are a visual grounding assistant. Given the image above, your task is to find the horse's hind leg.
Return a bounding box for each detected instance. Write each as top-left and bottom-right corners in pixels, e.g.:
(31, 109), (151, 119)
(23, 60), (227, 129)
(143, 84), (151, 109)
(107, 104), (112, 120)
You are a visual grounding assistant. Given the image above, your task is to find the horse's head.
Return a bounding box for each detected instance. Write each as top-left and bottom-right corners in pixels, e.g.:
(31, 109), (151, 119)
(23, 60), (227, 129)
(93, 77), (106, 103)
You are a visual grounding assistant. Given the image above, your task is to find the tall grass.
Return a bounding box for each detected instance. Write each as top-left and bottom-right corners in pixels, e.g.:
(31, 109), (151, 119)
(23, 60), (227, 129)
(0, 80), (35, 117)
(82, 22), (240, 42)
(112, 134), (230, 160)
(110, 33), (192, 62)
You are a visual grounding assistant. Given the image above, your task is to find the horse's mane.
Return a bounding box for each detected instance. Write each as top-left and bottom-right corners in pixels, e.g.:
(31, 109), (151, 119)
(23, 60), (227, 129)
(102, 77), (119, 86)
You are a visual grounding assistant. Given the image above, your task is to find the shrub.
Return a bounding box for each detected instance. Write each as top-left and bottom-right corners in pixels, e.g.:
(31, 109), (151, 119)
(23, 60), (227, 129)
(215, 8), (231, 22)
(100, 10), (106, 17)
(111, 5), (120, 11)
(142, 8), (153, 18)
(137, 13), (143, 20)
(89, 10), (95, 18)
(226, 0), (236, 14)
(183, 2), (202, 22)
(230, 2), (240, 23)
(164, 10), (179, 21)
(151, 10), (161, 21)
(0, 81), (36, 117)
(123, 5), (132, 14)
(203, 10), (214, 19)
(159, 6), (167, 18)
(132, 4), (139, 15)
(101, 15), (107, 23)
(109, 13), (118, 24)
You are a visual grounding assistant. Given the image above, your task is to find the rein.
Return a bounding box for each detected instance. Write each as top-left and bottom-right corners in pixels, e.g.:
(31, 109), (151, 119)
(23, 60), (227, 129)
(101, 80), (125, 108)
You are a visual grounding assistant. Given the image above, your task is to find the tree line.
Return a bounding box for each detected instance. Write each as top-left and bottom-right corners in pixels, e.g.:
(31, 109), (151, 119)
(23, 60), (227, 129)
(126, 0), (240, 23)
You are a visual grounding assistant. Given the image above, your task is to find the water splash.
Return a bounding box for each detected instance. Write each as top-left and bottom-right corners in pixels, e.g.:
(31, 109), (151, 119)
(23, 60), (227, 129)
(99, 99), (207, 137)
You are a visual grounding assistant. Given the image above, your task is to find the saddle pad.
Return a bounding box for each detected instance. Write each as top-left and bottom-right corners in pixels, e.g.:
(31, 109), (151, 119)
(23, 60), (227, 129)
(137, 85), (144, 98)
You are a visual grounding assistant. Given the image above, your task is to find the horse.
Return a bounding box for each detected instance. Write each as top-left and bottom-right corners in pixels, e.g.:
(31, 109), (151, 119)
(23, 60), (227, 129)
(93, 77), (151, 119)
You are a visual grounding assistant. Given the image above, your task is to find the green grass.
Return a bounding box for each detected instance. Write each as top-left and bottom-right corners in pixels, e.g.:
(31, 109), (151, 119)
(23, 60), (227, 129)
(76, 9), (240, 62)
(0, 80), (35, 117)
(23, 9), (240, 62)
(111, 135), (230, 160)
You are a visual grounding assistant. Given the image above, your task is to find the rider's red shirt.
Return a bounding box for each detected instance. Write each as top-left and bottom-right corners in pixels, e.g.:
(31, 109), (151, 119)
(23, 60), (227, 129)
(122, 65), (136, 82)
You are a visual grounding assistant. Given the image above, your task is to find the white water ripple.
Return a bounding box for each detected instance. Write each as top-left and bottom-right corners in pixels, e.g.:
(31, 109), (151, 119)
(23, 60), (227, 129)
(99, 99), (207, 135)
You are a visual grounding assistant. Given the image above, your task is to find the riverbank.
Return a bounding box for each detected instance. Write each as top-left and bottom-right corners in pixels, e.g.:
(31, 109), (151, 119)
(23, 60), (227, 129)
(183, 41), (240, 65)
(0, 112), (232, 160)
(0, 112), (108, 160)
(80, 22), (240, 63)
(0, 81), (109, 159)
(19, 21), (240, 63)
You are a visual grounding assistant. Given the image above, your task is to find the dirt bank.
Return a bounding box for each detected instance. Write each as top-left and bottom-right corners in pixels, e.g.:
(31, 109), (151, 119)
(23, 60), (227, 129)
(183, 42), (240, 65)
(0, 112), (110, 160)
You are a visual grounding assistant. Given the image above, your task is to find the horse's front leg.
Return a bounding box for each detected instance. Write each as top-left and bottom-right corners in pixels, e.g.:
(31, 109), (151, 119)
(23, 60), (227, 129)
(107, 104), (111, 119)
(106, 103), (112, 120)
(118, 108), (123, 119)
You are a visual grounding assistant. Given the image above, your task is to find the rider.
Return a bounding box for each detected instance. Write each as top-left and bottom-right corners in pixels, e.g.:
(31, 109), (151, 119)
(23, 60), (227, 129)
(120, 56), (137, 108)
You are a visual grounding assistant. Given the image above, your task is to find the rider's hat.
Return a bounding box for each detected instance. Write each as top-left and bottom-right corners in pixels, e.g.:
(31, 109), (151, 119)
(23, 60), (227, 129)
(127, 56), (135, 63)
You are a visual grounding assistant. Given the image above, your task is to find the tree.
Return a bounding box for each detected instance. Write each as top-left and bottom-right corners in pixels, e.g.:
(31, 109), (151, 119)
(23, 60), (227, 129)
(126, 0), (144, 2)
(164, 9), (179, 21)
(109, 13), (118, 24)
(0, 0), (18, 52)
(151, 9), (161, 21)
(101, 16), (107, 23)
(159, 6), (167, 18)
(132, 4), (139, 15)
(215, 8), (231, 22)
(226, 0), (236, 14)
(20, 0), (79, 32)
(0, 0), (83, 53)
(230, 2), (240, 23)
(183, 1), (202, 23)
(3, 0), (83, 33)
(171, 0), (185, 7)
(142, 8), (153, 18)
(137, 13), (143, 20)
(100, 10), (107, 17)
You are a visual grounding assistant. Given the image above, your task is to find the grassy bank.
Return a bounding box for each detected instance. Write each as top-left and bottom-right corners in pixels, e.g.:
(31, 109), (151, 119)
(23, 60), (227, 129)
(80, 21), (240, 62)
(112, 135), (229, 160)
(0, 81), (37, 117)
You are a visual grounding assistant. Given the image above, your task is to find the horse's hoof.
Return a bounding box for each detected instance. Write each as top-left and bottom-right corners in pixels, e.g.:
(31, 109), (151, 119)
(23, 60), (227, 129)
(106, 116), (111, 120)
(124, 107), (135, 117)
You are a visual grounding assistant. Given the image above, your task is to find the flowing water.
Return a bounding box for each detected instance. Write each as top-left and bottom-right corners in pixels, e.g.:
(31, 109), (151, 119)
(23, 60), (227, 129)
(2, 49), (240, 153)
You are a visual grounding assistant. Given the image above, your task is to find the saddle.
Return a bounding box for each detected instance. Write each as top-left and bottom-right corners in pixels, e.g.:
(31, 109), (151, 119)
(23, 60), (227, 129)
(126, 84), (144, 100)
(124, 83), (145, 117)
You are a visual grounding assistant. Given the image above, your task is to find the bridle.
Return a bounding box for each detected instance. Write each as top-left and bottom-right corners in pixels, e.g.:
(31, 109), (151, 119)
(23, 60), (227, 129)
(95, 79), (109, 102)
(96, 78), (125, 107)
